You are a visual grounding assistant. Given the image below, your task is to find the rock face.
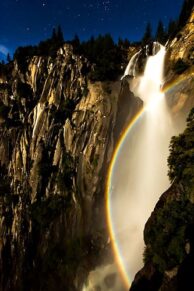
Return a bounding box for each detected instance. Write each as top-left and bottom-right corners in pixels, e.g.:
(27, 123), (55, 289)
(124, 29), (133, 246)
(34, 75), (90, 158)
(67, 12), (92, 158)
(164, 9), (194, 120)
(131, 184), (194, 291)
(0, 44), (141, 290)
(165, 10), (194, 75)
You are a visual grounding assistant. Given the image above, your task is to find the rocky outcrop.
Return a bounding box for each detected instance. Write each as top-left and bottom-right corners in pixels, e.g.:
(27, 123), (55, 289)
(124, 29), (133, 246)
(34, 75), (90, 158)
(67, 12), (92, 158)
(165, 9), (194, 76)
(164, 9), (194, 121)
(0, 44), (141, 290)
(131, 184), (194, 291)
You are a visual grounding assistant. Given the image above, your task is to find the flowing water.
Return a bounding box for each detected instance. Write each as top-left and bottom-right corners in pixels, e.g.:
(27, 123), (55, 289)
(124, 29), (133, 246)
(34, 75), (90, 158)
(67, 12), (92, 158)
(110, 44), (176, 287)
(83, 44), (180, 290)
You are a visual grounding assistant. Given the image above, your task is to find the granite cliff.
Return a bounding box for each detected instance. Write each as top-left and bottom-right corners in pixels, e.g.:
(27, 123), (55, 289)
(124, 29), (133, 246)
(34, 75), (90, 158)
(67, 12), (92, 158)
(0, 4), (194, 291)
(0, 42), (141, 290)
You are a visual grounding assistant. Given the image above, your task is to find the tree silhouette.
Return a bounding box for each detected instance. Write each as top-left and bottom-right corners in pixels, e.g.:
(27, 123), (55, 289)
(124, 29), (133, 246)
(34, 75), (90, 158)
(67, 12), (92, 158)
(155, 20), (167, 44)
(52, 28), (57, 40)
(71, 34), (80, 53)
(167, 19), (177, 38)
(6, 53), (11, 63)
(142, 22), (153, 45)
(118, 38), (131, 49)
(71, 34), (122, 81)
(168, 107), (194, 194)
(56, 25), (64, 43)
(178, 0), (194, 29)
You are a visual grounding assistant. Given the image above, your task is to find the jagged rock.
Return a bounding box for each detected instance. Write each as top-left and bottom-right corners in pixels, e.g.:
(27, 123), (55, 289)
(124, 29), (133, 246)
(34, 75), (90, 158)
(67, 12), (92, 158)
(130, 263), (163, 291)
(164, 10), (194, 122)
(0, 44), (141, 290)
(165, 10), (194, 70)
(130, 184), (194, 291)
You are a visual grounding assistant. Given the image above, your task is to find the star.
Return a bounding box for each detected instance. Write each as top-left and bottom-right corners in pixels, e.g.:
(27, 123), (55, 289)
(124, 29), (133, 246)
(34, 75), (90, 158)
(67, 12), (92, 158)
(0, 0), (186, 63)
(102, 0), (111, 12)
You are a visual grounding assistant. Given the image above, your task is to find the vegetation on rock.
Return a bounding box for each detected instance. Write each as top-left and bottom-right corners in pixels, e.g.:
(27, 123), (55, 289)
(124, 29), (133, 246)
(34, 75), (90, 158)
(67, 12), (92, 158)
(71, 34), (124, 81)
(144, 199), (194, 272)
(142, 23), (153, 45)
(168, 108), (194, 197)
(14, 25), (64, 72)
(155, 21), (167, 45)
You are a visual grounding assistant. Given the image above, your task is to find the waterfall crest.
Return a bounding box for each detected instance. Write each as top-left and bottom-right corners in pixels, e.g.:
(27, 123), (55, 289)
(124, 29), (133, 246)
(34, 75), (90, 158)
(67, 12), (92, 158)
(122, 42), (163, 79)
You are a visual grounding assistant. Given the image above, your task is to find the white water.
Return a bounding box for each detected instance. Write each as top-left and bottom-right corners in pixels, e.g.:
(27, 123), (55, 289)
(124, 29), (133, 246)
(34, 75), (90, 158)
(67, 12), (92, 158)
(111, 45), (177, 284)
(122, 42), (162, 79)
(82, 263), (125, 291)
(82, 45), (180, 291)
(122, 51), (141, 78)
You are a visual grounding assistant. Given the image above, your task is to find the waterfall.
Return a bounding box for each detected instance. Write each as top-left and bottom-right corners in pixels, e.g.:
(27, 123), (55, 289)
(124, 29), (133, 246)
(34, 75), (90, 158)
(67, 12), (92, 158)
(122, 51), (141, 77)
(110, 44), (178, 287)
(82, 43), (179, 291)
(122, 42), (162, 79)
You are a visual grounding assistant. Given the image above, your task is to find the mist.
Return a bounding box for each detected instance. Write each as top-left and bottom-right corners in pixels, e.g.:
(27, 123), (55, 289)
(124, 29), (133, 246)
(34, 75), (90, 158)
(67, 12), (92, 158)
(83, 44), (183, 290)
(110, 44), (178, 284)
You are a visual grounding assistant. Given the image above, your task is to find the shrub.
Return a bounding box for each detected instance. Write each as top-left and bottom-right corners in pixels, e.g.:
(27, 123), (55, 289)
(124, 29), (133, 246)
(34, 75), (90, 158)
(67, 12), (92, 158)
(144, 200), (194, 272)
(14, 27), (64, 72)
(168, 108), (194, 195)
(70, 34), (123, 81)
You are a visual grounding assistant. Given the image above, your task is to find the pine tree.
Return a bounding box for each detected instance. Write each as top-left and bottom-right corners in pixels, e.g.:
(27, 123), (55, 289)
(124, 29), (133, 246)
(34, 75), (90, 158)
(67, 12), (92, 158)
(178, 0), (194, 29)
(167, 19), (177, 38)
(118, 38), (130, 49)
(6, 53), (11, 63)
(56, 25), (64, 43)
(155, 20), (167, 44)
(51, 26), (64, 43)
(52, 28), (57, 40)
(142, 22), (152, 45)
(71, 34), (80, 54)
(72, 34), (80, 47)
(168, 107), (194, 193)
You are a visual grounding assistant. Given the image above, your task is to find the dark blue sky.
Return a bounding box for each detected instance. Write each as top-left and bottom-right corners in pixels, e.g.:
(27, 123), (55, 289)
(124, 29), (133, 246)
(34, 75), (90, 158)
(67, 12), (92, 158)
(0, 0), (184, 58)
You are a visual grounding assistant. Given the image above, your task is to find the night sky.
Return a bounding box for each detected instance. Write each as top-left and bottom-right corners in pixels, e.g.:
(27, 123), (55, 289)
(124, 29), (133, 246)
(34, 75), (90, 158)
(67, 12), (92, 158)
(0, 0), (184, 59)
